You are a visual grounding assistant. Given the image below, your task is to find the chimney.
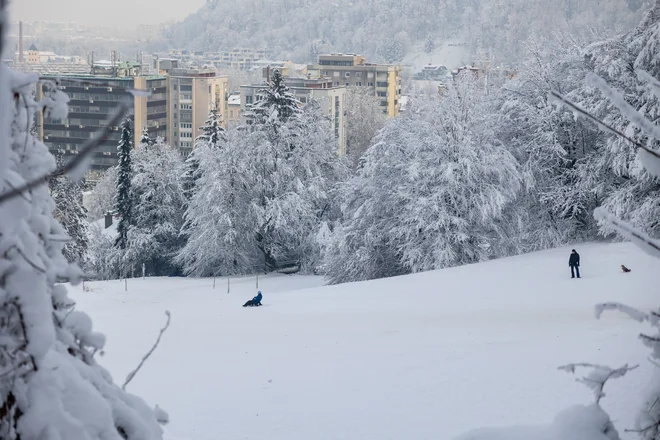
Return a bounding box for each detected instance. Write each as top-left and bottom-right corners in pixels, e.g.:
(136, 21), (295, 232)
(18, 21), (23, 63)
(104, 212), (113, 229)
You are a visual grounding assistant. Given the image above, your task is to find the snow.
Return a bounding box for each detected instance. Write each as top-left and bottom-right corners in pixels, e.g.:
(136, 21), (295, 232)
(89, 216), (119, 240)
(68, 241), (657, 440)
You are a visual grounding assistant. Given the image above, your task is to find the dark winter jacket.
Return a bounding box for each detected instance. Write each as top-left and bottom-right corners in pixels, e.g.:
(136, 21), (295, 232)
(254, 292), (263, 303)
(569, 252), (580, 267)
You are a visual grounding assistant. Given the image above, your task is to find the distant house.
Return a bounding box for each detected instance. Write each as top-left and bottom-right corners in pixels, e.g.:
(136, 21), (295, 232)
(413, 64), (449, 81)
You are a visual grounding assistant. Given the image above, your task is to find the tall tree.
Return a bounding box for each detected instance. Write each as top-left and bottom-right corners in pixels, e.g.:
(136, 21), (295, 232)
(49, 152), (88, 264)
(345, 86), (387, 167)
(324, 74), (521, 283)
(126, 138), (187, 276)
(115, 117), (133, 250)
(86, 166), (117, 220)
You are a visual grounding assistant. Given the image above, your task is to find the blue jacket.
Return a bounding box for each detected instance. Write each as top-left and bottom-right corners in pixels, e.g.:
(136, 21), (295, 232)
(254, 292), (263, 303)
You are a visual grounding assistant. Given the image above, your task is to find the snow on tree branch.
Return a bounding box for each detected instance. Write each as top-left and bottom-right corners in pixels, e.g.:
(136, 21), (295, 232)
(558, 363), (638, 403)
(594, 207), (660, 258)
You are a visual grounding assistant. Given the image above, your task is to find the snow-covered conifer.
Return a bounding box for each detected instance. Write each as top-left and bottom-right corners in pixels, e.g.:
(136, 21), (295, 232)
(115, 117), (133, 250)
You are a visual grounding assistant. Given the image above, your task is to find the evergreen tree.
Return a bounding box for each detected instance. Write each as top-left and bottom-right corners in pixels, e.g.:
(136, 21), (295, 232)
(115, 117), (133, 250)
(183, 109), (226, 201)
(247, 69), (301, 127)
(49, 152), (88, 264)
(139, 126), (154, 148)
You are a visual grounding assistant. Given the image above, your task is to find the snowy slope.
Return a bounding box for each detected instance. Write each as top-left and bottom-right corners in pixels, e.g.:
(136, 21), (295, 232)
(69, 242), (657, 440)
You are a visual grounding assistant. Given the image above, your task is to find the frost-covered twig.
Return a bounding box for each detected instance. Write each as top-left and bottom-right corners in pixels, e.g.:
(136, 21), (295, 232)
(548, 90), (660, 161)
(559, 363), (638, 403)
(122, 311), (171, 390)
(0, 103), (129, 205)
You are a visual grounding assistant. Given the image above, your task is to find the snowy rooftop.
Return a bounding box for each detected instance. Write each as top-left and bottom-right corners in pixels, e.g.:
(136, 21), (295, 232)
(228, 94), (241, 106)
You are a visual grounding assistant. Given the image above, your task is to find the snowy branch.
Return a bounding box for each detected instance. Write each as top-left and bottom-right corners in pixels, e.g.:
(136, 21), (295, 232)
(123, 311), (171, 390)
(594, 207), (660, 258)
(548, 90), (660, 162)
(559, 363), (638, 403)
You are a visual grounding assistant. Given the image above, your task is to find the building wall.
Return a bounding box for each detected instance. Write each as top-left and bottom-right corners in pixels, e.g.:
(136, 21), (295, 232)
(37, 74), (167, 181)
(27, 50), (39, 64)
(168, 71), (228, 156)
(308, 55), (402, 117)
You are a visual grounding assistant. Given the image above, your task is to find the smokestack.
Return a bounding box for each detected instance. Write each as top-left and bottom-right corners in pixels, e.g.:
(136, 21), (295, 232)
(18, 21), (24, 63)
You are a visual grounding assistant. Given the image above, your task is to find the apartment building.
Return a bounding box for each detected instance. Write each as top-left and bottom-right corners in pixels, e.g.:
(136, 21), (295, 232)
(216, 48), (270, 71)
(240, 76), (347, 155)
(37, 62), (167, 181)
(168, 68), (228, 156)
(307, 54), (402, 117)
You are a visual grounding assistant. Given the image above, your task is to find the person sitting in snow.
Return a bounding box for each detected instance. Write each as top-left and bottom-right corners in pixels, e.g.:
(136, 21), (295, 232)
(621, 264), (631, 273)
(243, 291), (263, 307)
(569, 249), (580, 279)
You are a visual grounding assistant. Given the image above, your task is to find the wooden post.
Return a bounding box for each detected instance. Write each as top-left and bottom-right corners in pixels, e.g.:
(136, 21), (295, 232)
(213, 275), (216, 289)
(227, 277), (230, 294)
(124, 278), (127, 292)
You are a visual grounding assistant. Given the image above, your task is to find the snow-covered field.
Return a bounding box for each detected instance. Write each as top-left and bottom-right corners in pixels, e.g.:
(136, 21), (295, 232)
(69, 242), (657, 440)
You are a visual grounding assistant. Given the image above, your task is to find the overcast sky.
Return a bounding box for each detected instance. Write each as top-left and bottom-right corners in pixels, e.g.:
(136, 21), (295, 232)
(12, 0), (206, 26)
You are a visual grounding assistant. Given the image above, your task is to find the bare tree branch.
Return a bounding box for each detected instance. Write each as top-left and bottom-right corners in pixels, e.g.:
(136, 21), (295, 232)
(122, 311), (171, 390)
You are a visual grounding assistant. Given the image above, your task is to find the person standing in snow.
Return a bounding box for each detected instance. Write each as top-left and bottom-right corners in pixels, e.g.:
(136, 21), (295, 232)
(569, 249), (580, 279)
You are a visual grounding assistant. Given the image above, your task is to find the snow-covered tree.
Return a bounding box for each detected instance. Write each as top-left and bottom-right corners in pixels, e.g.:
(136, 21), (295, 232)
(571, 1), (660, 239)
(179, 97), (348, 276)
(497, 37), (603, 251)
(183, 109), (226, 201)
(49, 152), (88, 264)
(125, 138), (187, 276)
(139, 127), (154, 148)
(345, 86), (387, 167)
(324, 74), (521, 283)
(115, 117), (133, 250)
(0, 45), (166, 440)
(246, 69), (301, 128)
(86, 166), (117, 220)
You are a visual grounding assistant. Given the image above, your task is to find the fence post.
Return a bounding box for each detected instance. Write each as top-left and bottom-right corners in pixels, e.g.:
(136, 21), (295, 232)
(227, 277), (230, 294)
(142, 263), (145, 279)
(124, 278), (127, 292)
(213, 275), (216, 289)
(256, 273), (259, 289)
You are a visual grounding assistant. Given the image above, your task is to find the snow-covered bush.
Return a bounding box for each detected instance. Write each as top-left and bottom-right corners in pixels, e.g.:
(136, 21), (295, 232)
(86, 166), (118, 220)
(0, 62), (166, 439)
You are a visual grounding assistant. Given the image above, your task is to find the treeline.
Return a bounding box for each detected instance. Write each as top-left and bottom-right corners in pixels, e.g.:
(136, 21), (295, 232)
(163, 0), (647, 64)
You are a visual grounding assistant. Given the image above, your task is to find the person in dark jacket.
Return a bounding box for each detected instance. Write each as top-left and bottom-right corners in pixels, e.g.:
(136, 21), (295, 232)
(242, 291), (263, 307)
(569, 249), (580, 278)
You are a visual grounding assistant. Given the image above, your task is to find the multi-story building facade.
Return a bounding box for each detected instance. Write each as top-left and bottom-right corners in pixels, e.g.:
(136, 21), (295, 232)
(167, 68), (228, 156)
(37, 62), (167, 181)
(216, 48), (270, 70)
(307, 53), (402, 117)
(240, 76), (347, 155)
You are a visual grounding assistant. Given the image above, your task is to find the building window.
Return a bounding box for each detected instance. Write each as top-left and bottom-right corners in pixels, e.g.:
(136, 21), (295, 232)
(356, 82), (362, 86)
(345, 72), (350, 77)
(346, 83), (350, 87)
(368, 82), (374, 87)
(367, 72), (374, 78)
(356, 72), (362, 77)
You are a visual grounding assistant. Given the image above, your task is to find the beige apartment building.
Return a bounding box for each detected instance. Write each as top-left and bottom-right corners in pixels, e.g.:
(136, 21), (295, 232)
(167, 68), (228, 156)
(307, 54), (402, 117)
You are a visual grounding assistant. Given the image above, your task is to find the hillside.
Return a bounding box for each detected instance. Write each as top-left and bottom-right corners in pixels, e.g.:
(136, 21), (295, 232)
(69, 241), (657, 440)
(162, 0), (647, 65)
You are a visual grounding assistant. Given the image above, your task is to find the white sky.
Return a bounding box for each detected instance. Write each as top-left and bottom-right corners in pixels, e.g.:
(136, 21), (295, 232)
(12, 0), (207, 26)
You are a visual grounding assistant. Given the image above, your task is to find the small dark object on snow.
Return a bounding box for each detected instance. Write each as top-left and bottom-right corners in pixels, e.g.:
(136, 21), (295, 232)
(621, 264), (631, 273)
(569, 249), (581, 279)
(243, 291), (263, 307)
